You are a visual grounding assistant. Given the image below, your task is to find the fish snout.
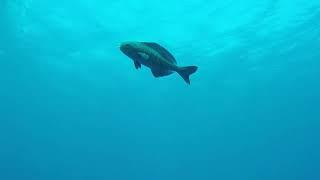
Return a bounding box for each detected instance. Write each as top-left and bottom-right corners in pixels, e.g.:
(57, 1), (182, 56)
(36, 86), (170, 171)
(120, 43), (130, 53)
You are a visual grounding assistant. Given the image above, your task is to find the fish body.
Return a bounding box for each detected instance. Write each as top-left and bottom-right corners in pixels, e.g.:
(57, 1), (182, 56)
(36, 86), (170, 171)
(120, 41), (198, 84)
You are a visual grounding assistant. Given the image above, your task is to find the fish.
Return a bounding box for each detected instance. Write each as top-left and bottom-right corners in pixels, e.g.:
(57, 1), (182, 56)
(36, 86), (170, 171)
(120, 41), (198, 84)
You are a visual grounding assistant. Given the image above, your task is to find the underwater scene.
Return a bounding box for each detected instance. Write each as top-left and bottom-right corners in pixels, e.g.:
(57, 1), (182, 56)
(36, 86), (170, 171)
(0, 0), (320, 179)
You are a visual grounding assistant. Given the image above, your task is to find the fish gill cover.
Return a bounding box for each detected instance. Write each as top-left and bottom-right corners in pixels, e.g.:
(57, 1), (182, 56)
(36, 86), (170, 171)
(0, 0), (319, 180)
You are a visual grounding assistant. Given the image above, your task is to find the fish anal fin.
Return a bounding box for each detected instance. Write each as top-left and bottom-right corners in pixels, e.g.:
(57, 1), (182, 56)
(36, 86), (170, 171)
(151, 68), (174, 78)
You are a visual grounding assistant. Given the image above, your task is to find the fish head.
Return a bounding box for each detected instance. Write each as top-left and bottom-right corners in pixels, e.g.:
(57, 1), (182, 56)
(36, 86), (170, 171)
(120, 41), (141, 60)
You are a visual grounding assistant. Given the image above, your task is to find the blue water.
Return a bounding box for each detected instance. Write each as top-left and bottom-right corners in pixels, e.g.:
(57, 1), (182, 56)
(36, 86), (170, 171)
(1, 0), (320, 179)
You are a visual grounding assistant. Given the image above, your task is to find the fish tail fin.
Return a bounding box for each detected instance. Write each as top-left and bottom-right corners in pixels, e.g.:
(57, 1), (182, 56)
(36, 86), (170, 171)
(177, 66), (198, 84)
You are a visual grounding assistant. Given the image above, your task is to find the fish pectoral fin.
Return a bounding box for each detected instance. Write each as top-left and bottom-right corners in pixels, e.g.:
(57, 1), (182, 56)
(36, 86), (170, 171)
(134, 60), (141, 69)
(138, 52), (149, 60)
(151, 69), (161, 77)
(151, 68), (174, 78)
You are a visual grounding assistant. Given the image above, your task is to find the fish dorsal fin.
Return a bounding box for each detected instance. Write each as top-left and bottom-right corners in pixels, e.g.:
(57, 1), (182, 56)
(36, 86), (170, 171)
(142, 42), (177, 64)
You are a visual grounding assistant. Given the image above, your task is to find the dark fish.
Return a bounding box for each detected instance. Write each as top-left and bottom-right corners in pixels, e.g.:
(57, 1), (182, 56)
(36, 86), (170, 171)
(120, 41), (198, 84)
